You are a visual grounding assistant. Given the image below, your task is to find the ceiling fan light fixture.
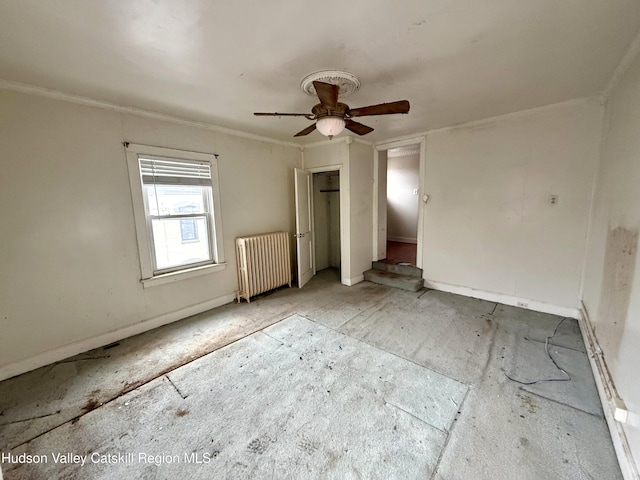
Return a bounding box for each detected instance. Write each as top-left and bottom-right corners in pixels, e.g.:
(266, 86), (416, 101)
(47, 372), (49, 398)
(316, 116), (345, 139)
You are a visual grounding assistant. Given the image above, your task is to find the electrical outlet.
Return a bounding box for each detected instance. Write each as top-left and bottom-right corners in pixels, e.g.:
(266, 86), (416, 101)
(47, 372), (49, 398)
(413, 188), (418, 195)
(612, 398), (629, 424)
(548, 195), (559, 206)
(517, 302), (529, 308)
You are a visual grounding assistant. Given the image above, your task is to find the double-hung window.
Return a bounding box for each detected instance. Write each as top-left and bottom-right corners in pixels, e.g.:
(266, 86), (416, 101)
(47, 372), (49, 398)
(125, 144), (225, 286)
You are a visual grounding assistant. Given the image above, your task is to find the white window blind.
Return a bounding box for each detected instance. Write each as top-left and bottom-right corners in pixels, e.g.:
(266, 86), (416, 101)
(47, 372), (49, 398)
(126, 143), (226, 285)
(139, 157), (212, 186)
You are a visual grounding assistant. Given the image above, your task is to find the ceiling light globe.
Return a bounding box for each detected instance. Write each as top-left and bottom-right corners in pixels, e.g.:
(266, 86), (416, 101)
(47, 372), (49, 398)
(316, 116), (346, 138)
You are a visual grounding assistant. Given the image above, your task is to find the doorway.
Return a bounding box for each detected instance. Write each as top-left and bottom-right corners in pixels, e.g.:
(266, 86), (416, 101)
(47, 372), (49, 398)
(312, 171), (341, 276)
(383, 144), (420, 265)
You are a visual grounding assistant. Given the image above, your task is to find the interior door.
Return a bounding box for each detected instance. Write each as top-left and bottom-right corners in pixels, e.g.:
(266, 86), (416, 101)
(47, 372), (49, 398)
(294, 168), (313, 288)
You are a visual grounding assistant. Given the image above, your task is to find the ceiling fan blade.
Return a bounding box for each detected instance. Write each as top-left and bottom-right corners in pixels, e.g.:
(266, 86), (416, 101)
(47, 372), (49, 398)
(313, 81), (339, 109)
(348, 100), (410, 117)
(254, 112), (310, 117)
(345, 119), (374, 136)
(294, 123), (317, 137)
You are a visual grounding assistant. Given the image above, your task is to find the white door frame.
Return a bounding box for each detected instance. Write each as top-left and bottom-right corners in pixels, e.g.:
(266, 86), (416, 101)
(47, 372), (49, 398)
(373, 136), (427, 269)
(307, 165), (348, 285)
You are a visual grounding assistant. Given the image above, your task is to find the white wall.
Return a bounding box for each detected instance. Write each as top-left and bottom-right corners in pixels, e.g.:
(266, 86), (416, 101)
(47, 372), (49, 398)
(303, 138), (373, 285)
(376, 150), (388, 260)
(348, 141), (374, 282)
(0, 89), (299, 377)
(328, 175), (341, 269)
(582, 45), (640, 471)
(303, 141), (351, 281)
(421, 98), (604, 310)
(387, 152), (420, 243)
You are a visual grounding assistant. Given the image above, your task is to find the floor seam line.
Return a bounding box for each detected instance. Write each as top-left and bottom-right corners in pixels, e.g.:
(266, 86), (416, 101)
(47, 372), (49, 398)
(6, 310), (300, 451)
(165, 374), (188, 400)
(333, 303), (387, 331)
(524, 337), (586, 353)
(520, 387), (603, 419)
(0, 410), (62, 427)
(260, 331), (285, 345)
(303, 315), (470, 387)
(430, 386), (472, 479)
(384, 401), (447, 434)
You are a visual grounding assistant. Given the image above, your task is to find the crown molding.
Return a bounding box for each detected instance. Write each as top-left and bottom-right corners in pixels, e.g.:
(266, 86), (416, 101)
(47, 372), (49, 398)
(2, 79), (603, 153)
(303, 135), (350, 149)
(375, 135), (425, 152)
(0, 79), (300, 149)
(302, 135), (374, 150)
(602, 29), (640, 102)
(376, 95), (600, 146)
(352, 137), (374, 147)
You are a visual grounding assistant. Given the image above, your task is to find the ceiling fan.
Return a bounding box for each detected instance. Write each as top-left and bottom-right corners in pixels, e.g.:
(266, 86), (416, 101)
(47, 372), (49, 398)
(254, 80), (410, 139)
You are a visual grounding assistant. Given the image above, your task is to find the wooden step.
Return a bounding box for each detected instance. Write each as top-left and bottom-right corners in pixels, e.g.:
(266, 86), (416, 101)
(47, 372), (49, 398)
(372, 261), (423, 278)
(364, 268), (424, 292)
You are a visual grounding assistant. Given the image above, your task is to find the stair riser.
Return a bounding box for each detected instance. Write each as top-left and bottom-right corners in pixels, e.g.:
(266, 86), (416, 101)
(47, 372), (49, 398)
(364, 270), (424, 292)
(372, 262), (422, 278)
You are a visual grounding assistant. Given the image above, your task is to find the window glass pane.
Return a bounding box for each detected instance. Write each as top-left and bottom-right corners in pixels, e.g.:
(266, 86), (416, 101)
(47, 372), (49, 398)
(151, 217), (211, 270)
(144, 184), (208, 216)
(180, 218), (199, 242)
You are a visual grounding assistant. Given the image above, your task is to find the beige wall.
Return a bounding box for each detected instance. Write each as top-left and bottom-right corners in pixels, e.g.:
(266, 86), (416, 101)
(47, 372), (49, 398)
(0, 90), (299, 375)
(421, 98), (604, 309)
(582, 46), (640, 468)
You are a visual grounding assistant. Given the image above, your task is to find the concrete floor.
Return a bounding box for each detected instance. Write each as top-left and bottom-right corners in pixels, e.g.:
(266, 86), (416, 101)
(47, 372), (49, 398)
(0, 269), (621, 479)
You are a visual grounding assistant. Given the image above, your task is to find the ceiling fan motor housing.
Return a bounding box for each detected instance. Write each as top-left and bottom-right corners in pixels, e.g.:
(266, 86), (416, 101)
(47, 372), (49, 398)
(312, 103), (349, 119)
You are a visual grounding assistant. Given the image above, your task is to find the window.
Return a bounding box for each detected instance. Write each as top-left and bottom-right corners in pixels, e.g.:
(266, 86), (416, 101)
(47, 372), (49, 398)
(125, 144), (225, 286)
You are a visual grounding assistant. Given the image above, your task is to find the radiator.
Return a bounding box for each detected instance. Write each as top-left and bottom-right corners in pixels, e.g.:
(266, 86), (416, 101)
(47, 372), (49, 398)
(235, 232), (292, 302)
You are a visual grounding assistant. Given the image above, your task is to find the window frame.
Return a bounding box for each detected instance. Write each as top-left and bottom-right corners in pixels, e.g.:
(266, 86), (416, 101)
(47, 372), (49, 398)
(125, 143), (225, 287)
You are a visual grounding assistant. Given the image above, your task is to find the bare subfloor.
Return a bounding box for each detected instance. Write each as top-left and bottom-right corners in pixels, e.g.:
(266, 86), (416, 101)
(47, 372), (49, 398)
(0, 269), (621, 479)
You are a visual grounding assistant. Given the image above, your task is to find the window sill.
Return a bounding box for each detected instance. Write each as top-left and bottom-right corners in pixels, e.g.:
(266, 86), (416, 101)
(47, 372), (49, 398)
(141, 263), (227, 288)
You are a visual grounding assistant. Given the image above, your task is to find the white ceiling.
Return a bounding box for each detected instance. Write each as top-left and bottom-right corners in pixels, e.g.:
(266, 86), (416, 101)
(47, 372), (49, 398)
(1, 0), (639, 144)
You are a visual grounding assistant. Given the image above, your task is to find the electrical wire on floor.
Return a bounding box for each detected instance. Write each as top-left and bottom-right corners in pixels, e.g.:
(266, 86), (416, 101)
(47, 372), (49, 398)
(504, 317), (572, 385)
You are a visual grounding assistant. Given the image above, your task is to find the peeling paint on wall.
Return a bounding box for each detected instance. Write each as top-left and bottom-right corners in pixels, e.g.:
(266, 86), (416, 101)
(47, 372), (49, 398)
(596, 226), (638, 360)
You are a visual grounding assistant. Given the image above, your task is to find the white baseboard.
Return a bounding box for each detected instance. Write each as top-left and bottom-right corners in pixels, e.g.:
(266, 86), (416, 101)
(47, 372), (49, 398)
(387, 236), (417, 244)
(424, 280), (580, 319)
(344, 274), (365, 286)
(0, 293), (236, 382)
(578, 302), (639, 480)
